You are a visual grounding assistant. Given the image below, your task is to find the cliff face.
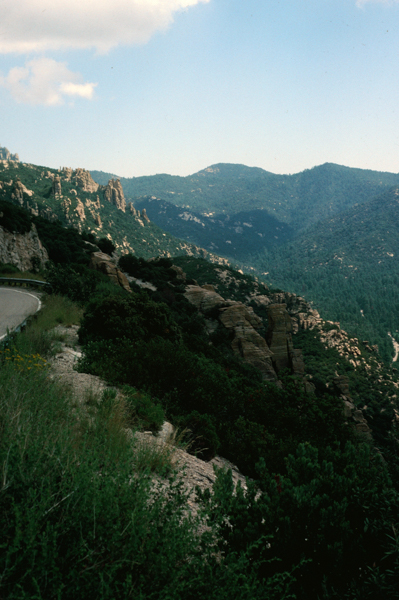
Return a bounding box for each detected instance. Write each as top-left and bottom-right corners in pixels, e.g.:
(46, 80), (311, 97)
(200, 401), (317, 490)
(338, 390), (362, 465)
(0, 224), (48, 271)
(184, 285), (307, 383)
(101, 179), (126, 212)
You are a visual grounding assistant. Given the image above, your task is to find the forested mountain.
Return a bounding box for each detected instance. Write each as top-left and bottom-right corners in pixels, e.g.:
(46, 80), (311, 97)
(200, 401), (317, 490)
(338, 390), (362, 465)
(253, 186), (399, 361)
(4, 155), (399, 362)
(91, 162), (399, 230)
(131, 196), (294, 260)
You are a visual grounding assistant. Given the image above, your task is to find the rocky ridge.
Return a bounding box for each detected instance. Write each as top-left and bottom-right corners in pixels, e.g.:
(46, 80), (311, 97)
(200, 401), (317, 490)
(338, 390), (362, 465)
(0, 160), (234, 263)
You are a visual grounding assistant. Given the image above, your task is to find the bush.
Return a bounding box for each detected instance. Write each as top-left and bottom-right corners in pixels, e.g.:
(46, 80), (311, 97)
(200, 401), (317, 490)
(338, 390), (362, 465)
(78, 291), (181, 345)
(0, 199), (32, 234)
(198, 442), (399, 600)
(123, 386), (165, 433)
(0, 263), (20, 275)
(97, 237), (115, 255)
(45, 263), (114, 304)
(176, 410), (220, 460)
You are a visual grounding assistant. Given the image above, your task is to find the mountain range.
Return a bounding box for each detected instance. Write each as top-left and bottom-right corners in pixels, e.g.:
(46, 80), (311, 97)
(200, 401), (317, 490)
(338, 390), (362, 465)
(91, 162), (399, 361)
(1, 150), (398, 361)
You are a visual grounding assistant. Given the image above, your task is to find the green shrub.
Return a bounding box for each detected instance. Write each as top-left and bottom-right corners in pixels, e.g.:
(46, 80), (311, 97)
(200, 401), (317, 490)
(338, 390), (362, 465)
(123, 386), (165, 433)
(0, 199), (31, 234)
(45, 263), (114, 304)
(176, 410), (220, 460)
(33, 216), (92, 264)
(78, 291), (181, 345)
(0, 263), (20, 275)
(97, 237), (115, 255)
(198, 442), (399, 600)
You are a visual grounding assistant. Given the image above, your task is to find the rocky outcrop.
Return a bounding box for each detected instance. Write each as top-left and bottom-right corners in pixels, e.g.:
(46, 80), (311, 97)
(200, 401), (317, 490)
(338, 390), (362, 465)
(90, 252), (131, 293)
(128, 203), (137, 216)
(53, 175), (62, 197)
(60, 167), (73, 181)
(101, 179), (126, 212)
(73, 168), (99, 193)
(0, 224), (48, 271)
(184, 285), (278, 381)
(333, 375), (372, 441)
(0, 146), (19, 162)
(141, 208), (150, 223)
(219, 303), (277, 381)
(266, 304), (293, 372)
(74, 199), (86, 222)
(10, 178), (34, 206)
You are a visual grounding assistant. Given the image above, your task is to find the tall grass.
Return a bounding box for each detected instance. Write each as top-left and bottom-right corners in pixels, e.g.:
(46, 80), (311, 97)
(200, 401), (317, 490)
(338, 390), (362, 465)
(6, 294), (83, 356)
(0, 337), (204, 599)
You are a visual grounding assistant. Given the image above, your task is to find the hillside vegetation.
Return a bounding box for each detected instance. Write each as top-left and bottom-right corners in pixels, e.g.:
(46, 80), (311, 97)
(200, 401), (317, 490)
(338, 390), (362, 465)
(92, 162), (399, 363)
(253, 187), (399, 361)
(2, 193), (399, 597)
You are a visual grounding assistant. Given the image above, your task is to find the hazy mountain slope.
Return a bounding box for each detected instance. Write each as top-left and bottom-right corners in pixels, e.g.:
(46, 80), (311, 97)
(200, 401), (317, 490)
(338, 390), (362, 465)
(92, 162), (399, 231)
(131, 196), (294, 260)
(256, 186), (399, 361)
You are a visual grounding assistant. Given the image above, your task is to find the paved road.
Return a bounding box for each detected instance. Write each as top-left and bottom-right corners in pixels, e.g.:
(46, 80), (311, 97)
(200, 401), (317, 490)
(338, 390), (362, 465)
(0, 287), (41, 340)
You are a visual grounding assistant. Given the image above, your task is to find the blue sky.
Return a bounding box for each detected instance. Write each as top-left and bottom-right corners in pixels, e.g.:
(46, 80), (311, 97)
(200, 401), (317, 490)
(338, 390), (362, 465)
(1, 0), (399, 177)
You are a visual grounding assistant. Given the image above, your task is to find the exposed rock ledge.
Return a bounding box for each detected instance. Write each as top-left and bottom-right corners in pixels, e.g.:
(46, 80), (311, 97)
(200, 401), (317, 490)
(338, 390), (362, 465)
(49, 325), (248, 519)
(0, 224), (49, 271)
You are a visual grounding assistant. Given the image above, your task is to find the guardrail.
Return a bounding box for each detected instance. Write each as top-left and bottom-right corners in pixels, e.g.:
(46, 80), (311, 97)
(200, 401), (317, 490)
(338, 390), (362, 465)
(0, 277), (51, 289)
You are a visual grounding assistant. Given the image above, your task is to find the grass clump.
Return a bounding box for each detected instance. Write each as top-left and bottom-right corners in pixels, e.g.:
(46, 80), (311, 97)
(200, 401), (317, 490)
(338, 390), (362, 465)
(0, 356), (205, 599)
(6, 294), (83, 357)
(122, 385), (165, 433)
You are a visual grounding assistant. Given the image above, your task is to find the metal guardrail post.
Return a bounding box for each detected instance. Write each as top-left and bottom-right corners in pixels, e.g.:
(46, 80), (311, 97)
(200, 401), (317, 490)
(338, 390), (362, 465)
(0, 277), (52, 290)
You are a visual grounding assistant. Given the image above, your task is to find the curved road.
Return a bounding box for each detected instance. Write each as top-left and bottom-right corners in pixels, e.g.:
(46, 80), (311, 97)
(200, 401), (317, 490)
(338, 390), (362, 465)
(0, 287), (41, 340)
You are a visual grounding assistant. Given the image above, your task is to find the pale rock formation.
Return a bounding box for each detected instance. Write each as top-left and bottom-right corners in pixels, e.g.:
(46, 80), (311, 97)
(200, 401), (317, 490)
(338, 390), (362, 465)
(128, 203), (137, 216)
(24, 201), (39, 217)
(219, 303), (277, 381)
(90, 251), (131, 293)
(266, 304), (293, 372)
(74, 199), (86, 222)
(184, 285), (226, 314)
(0, 224), (48, 271)
(101, 179), (126, 212)
(265, 303), (314, 390)
(11, 179), (25, 205)
(11, 178), (34, 207)
(62, 197), (72, 220)
(73, 168), (99, 193)
(53, 175), (62, 196)
(0, 146), (19, 162)
(141, 208), (150, 223)
(169, 265), (186, 281)
(60, 167), (73, 181)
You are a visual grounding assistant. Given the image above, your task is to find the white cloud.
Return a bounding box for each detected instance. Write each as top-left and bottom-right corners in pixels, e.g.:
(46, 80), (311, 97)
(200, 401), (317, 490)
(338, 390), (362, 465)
(0, 58), (97, 105)
(0, 0), (210, 54)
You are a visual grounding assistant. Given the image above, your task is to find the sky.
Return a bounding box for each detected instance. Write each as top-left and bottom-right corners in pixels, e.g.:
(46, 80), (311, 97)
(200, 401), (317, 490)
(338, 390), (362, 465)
(1, 0), (399, 177)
